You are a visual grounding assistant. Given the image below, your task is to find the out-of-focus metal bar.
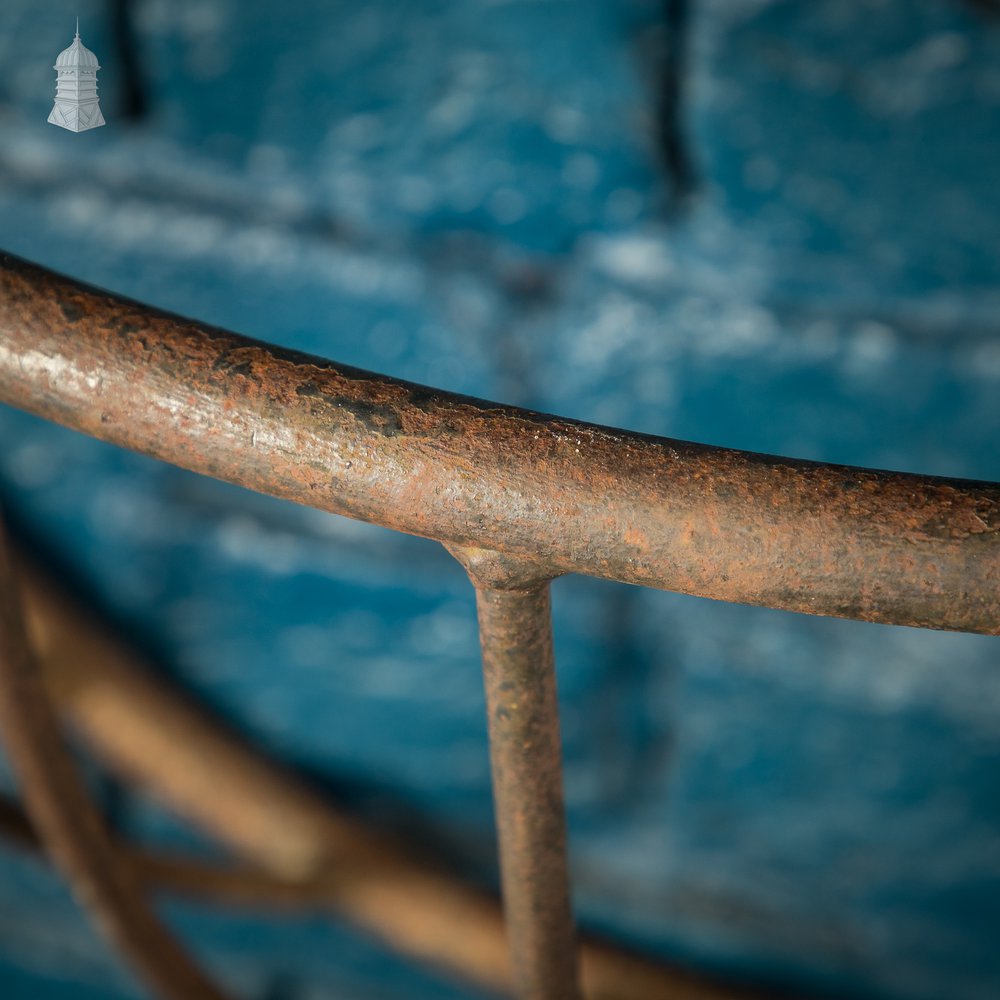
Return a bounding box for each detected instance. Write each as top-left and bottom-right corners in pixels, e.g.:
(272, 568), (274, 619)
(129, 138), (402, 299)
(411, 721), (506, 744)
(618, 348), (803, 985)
(454, 547), (580, 1000)
(0, 793), (789, 1000)
(18, 546), (369, 881)
(0, 514), (233, 1000)
(1, 253), (998, 634)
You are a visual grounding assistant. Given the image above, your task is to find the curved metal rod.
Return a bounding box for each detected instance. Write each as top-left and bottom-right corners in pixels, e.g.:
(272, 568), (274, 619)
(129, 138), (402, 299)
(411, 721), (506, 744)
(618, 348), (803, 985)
(0, 794), (780, 1000)
(0, 513), (234, 1000)
(1, 250), (998, 632)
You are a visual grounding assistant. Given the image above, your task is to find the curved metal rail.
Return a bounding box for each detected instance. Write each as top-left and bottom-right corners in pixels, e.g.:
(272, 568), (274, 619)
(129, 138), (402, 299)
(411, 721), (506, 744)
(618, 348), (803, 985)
(1, 251), (998, 1000)
(1, 253), (998, 633)
(0, 514), (234, 1000)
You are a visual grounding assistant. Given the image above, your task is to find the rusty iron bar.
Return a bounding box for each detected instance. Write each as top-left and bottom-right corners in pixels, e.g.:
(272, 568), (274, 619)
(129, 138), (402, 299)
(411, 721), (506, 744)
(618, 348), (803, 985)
(0, 511), (234, 1000)
(454, 546), (580, 1000)
(1, 253), (999, 633)
(475, 583), (579, 999)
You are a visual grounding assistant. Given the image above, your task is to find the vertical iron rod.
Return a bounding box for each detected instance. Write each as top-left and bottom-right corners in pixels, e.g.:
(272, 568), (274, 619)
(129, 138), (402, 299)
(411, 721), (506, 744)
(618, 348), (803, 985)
(461, 545), (580, 1000)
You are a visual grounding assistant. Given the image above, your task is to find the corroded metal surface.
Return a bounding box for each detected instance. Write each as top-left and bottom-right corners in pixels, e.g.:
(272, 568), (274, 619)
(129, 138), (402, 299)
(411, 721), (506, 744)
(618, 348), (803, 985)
(0, 513), (233, 1000)
(1, 253), (998, 633)
(458, 547), (579, 1000)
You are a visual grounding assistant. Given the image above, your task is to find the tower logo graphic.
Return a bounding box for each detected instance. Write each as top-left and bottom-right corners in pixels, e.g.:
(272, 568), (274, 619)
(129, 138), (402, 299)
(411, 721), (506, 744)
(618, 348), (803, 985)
(48, 18), (106, 132)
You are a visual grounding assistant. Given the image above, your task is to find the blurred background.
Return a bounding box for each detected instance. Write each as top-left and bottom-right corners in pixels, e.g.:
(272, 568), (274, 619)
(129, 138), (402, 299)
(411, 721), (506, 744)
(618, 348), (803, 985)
(1, 1), (1000, 998)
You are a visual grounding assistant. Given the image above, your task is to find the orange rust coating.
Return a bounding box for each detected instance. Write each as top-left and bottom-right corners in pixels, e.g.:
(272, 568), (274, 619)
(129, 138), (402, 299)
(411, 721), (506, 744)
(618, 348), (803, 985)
(1, 252), (999, 632)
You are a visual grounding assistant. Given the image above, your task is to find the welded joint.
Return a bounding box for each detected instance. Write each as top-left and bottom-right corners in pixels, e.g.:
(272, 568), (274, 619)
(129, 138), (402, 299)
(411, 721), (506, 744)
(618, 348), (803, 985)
(445, 542), (560, 592)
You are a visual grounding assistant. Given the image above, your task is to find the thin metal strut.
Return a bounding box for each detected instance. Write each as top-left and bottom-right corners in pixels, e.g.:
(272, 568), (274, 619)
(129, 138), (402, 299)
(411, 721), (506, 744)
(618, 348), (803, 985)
(452, 545), (581, 1000)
